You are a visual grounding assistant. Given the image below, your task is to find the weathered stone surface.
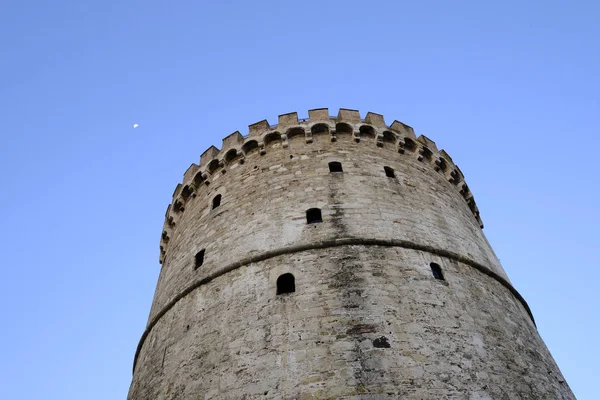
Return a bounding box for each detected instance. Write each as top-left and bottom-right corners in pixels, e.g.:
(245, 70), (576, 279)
(129, 110), (574, 399)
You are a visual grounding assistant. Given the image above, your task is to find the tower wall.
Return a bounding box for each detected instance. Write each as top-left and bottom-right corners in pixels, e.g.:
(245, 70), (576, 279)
(128, 109), (573, 399)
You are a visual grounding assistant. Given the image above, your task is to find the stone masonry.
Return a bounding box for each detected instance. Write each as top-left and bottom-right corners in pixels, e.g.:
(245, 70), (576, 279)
(128, 109), (574, 399)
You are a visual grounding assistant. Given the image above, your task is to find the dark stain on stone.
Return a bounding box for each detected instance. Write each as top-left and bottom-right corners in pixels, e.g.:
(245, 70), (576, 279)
(373, 336), (391, 348)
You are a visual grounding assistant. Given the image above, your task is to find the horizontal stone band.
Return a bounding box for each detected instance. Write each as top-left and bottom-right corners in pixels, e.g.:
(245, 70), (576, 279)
(132, 237), (535, 373)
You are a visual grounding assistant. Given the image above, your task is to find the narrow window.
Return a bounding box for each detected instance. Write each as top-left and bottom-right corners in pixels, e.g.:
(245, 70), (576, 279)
(306, 208), (322, 224)
(277, 273), (295, 295)
(430, 262), (444, 280)
(194, 249), (205, 270)
(384, 166), (395, 178)
(212, 194), (221, 209)
(329, 161), (343, 173)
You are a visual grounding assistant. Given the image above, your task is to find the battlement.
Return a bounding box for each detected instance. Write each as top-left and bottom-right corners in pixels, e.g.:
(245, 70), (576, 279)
(159, 108), (482, 264)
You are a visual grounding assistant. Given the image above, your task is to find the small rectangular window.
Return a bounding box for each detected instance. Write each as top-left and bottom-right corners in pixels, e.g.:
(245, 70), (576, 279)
(430, 263), (444, 280)
(306, 208), (323, 224)
(194, 249), (205, 270)
(212, 194), (222, 209)
(384, 166), (395, 178)
(329, 161), (343, 173)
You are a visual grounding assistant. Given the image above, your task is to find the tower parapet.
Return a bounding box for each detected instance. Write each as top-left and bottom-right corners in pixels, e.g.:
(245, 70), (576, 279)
(161, 109), (480, 267)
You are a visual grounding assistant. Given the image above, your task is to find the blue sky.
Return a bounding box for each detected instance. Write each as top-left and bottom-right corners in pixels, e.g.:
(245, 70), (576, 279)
(1, 1), (598, 398)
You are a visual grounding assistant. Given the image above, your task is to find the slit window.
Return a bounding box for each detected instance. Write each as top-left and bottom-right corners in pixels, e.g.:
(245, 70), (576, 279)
(384, 166), (395, 178)
(430, 262), (444, 280)
(194, 249), (205, 270)
(329, 161), (343, 173)
(277, 273), (295, 295)
(212, 194), (221, 209)
(306, 208), (322, 224)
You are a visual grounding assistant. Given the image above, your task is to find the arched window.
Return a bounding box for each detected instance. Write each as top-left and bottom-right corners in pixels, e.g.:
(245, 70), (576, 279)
(311, 123), (329, 135)
(264, 132), (282, 147)
(306, 208), (322, 224)
(193, 172), (206, 187)
(242, 140), (259, 155)
(329, 161), (343, 173)
(277, 273), (295, 295)
(207, 159), (220, 174)
(430, 262), (444, 280)
(359, 125), (376, 138)
(286, 127), (305, 140)
(181, 185), (193, 200)
(224, 149), (239, 163)
(403, 137), (417, 152)
(384, 166), (395, 178)
(212, 194), (221, 209)
(382, 131), (396, 143)
(335, 123), (353, 135)
(194, 249), (205, 270)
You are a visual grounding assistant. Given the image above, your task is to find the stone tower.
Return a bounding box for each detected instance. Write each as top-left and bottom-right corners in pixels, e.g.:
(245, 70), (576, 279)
(128, 109), (574, 399)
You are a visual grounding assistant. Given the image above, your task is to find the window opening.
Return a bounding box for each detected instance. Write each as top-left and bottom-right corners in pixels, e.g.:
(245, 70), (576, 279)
(329, 161), (343, 173)
(311, 124), (329, 134)
(194, 249), (205, 270)
(277, 273), (295, 295)
(430, 262), (444, 280)
(359, 125), (376, 138)
(335, 123), (353, 135)
(384, 166), (395, 178)
(306, 208), (322, 224)
(212, 194), (221, 209)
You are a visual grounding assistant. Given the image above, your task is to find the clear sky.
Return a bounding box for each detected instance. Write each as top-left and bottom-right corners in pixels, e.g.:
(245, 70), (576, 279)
(1, 1), (598, 398)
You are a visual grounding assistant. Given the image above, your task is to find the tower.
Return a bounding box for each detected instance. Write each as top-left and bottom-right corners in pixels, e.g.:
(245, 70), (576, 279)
(128, 109), (573, 399)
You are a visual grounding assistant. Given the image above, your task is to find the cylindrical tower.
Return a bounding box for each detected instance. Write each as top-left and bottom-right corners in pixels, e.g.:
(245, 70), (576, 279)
(128, 109), (573, 399)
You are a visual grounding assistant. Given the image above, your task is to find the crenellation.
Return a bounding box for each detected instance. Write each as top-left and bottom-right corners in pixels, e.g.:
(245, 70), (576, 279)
(390, 120), (416, 138)
(172, 183), (182, 199)
(157, 110), (492, 266)
(277, 111), (299, 129)
(337, 108), (361, 123)
(417, 134), (438, 152)
(248, 119), (271, 137)
(308, 107), (329, 121)
(364, 111), (386, 128)
(439, 149), (453, 164)
(222, 131), (244, 150)
(200, 146), (220, 168)
(182, 164), (200, 185)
